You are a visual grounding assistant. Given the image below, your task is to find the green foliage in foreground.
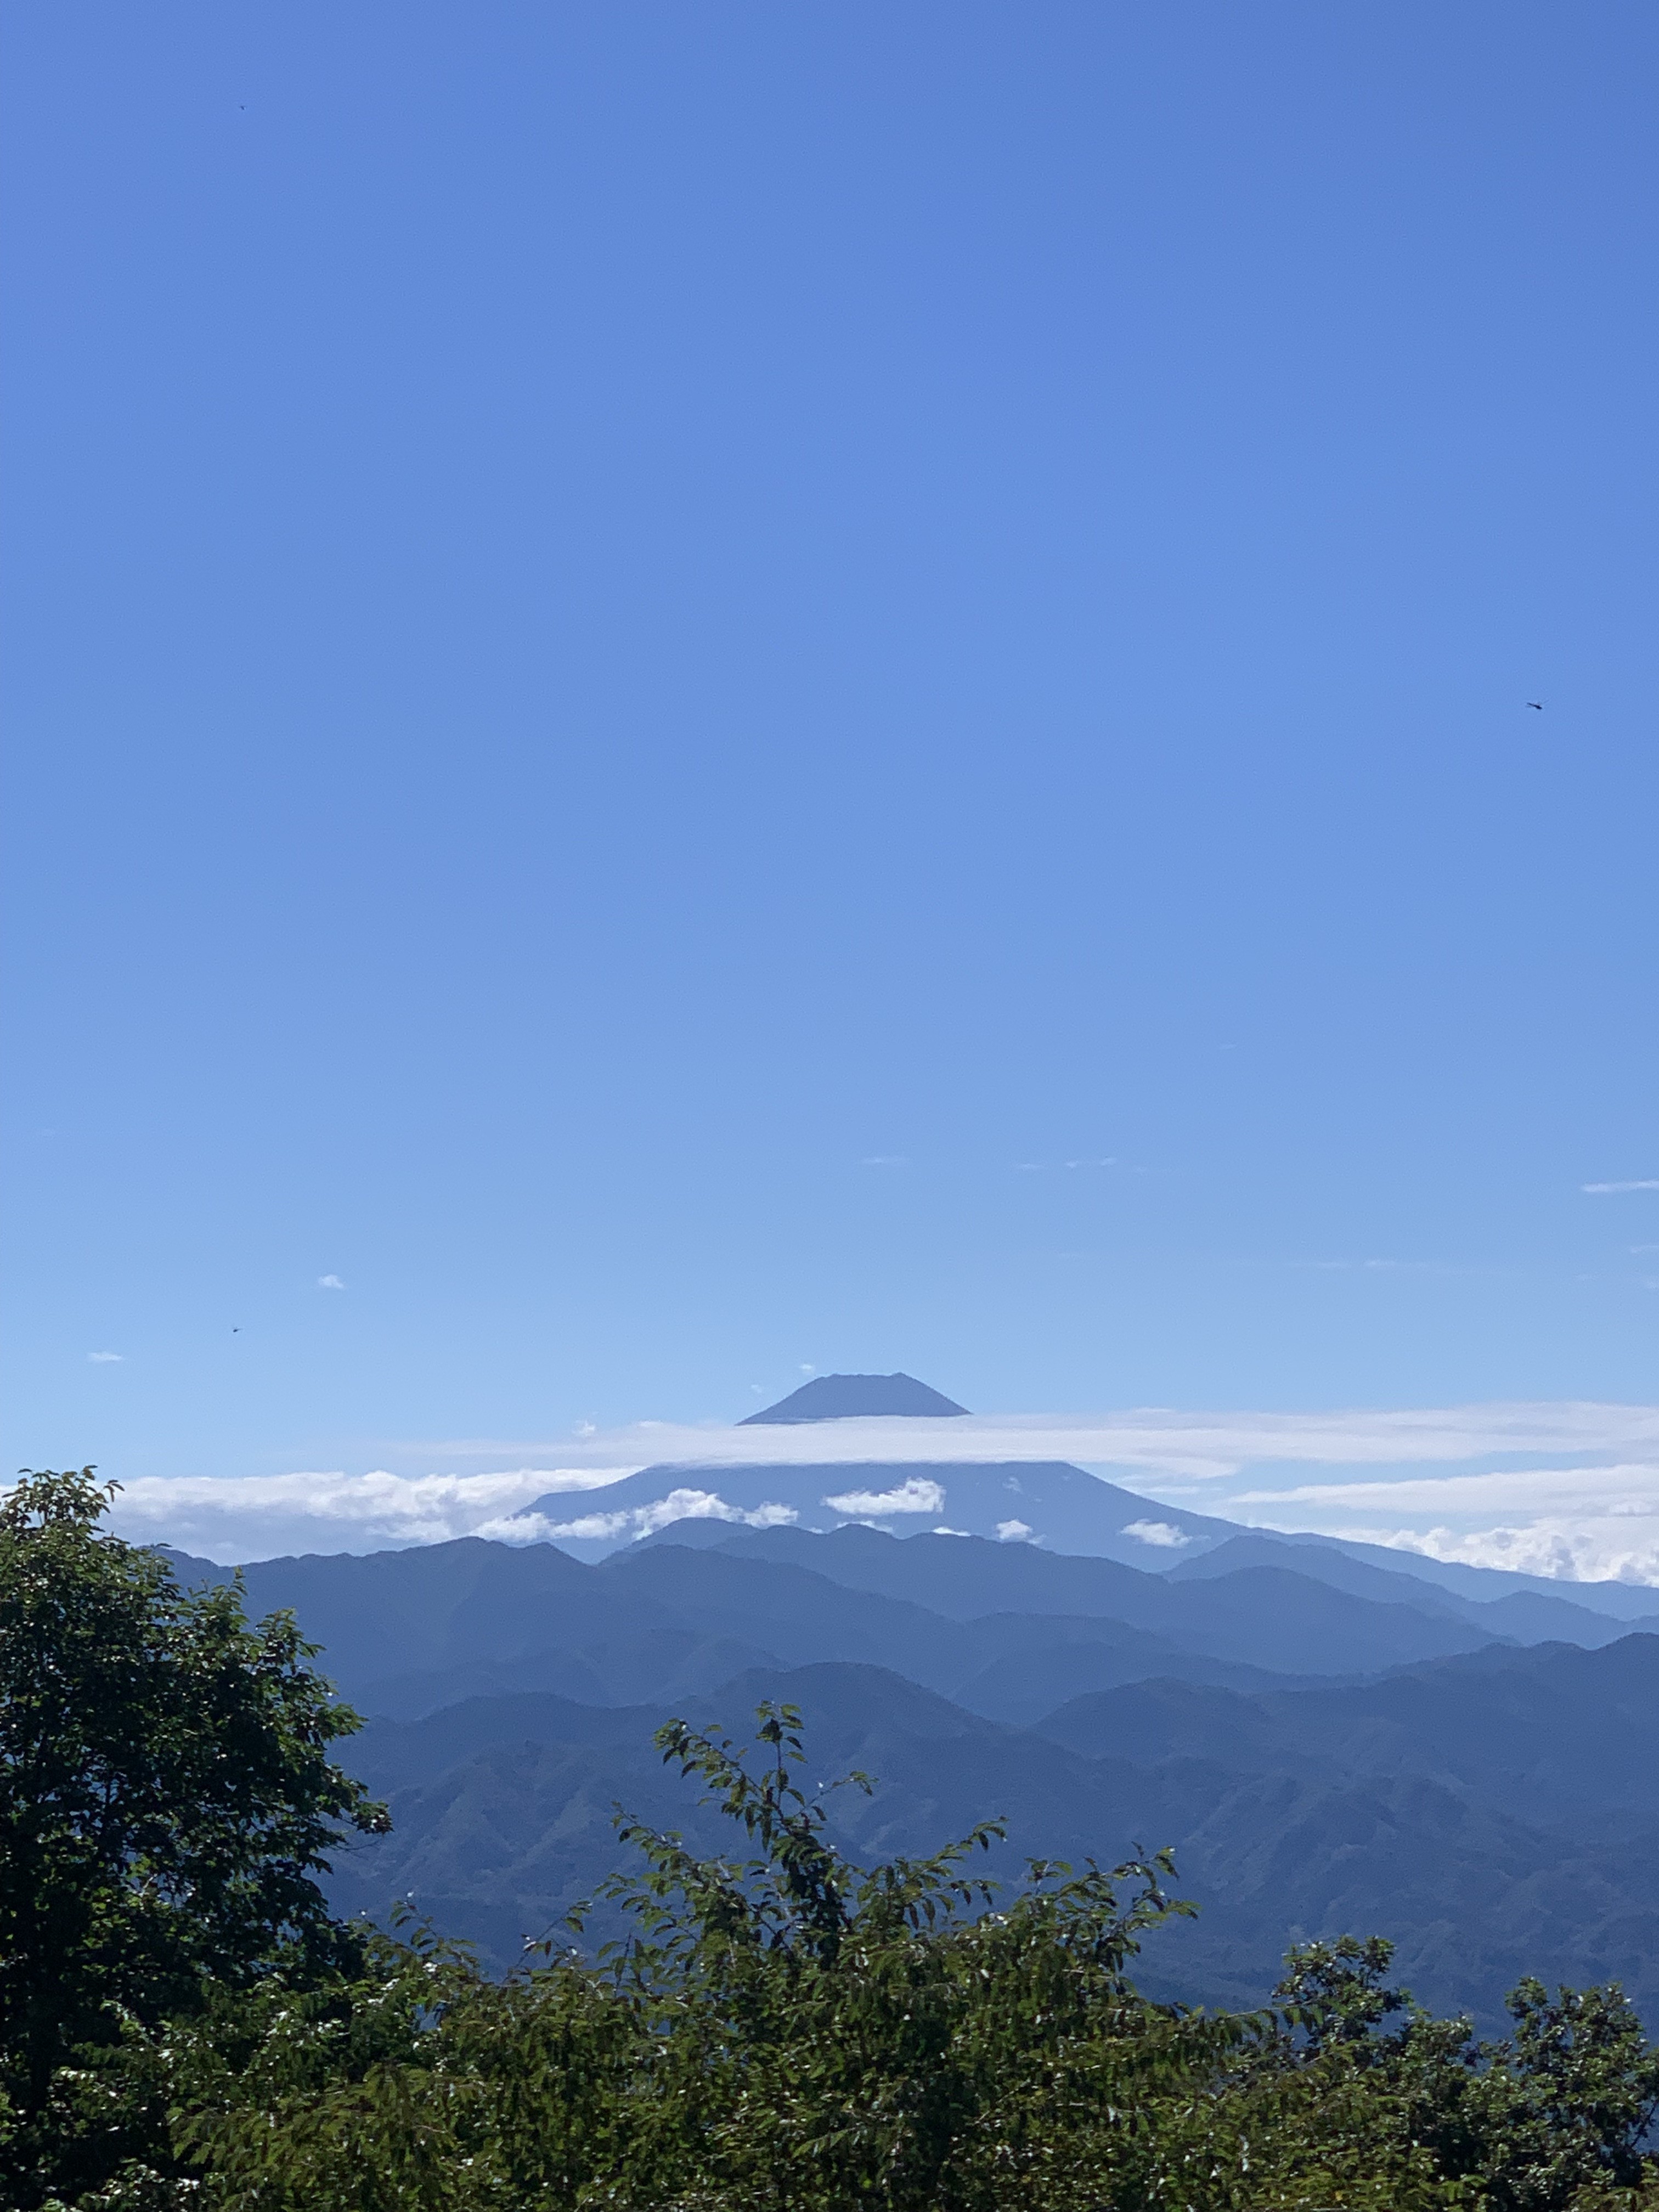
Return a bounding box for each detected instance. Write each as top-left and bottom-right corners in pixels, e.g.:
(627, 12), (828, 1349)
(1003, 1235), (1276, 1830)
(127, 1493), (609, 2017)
(0, 1470), (387, 2210)
(3, 1471), (1657, 2210)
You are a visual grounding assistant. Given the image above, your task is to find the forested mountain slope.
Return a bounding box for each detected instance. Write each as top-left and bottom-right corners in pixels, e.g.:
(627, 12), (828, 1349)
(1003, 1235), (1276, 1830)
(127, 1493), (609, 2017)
(159, 1510), (1659, 2034)
(165, 1525), (1504, 1722)
(325, 1638), (1659, 2030)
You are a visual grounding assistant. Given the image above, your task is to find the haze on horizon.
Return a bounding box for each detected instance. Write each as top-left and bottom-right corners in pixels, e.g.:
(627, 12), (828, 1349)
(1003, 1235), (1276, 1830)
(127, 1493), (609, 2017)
(2, 6), (1655, 1560)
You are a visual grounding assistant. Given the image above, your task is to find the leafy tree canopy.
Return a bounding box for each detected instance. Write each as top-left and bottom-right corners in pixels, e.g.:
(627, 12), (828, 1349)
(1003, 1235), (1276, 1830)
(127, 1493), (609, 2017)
(0, 1468), (386, 2209)
(174, 1706), (1659, 2212)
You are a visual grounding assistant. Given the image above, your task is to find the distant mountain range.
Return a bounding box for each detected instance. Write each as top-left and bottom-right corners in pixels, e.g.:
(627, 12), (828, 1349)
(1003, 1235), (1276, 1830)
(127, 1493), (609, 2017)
(160, 1373), (1659, 2030)
(499, 1376), (1659, 1627)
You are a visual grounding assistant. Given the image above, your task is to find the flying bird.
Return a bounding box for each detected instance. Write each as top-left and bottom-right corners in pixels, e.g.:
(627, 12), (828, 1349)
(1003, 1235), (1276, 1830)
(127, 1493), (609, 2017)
(1527, 701), (1543, 710)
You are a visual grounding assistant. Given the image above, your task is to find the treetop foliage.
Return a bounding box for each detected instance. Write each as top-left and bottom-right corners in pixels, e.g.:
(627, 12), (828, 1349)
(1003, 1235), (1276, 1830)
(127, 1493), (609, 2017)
(0, 1467), (387, 2208)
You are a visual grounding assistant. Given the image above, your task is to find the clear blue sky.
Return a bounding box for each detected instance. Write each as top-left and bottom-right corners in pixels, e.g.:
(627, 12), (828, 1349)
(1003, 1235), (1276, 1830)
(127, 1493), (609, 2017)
(3, 2), (1655, 1484)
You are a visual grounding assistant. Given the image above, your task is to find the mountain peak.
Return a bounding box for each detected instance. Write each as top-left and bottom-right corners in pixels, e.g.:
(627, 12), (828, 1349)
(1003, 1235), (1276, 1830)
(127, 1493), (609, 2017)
(741, 1372), (969, 1424)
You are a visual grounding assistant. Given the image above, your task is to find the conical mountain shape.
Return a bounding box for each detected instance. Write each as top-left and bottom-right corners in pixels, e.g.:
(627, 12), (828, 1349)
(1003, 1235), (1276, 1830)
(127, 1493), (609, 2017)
(742, 1372), (968, 1424)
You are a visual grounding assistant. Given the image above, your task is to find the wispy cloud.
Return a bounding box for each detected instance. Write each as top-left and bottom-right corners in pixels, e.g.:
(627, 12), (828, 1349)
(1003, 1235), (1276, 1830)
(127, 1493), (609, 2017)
(88, 1465), (628, 1562)
(366, 1402), (1659, 1484)
(1583, 1180), (1659, 1195)
(1232, 1460), (1659, 1520)
(488, 1488), (798, 1548)
(87, 1351), (123, 1364)
(317, 1273), (346, 1289)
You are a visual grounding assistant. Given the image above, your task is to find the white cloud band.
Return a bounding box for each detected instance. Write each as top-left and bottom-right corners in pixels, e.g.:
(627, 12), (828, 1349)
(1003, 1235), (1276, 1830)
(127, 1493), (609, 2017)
(40, 1401), (1659, 1583)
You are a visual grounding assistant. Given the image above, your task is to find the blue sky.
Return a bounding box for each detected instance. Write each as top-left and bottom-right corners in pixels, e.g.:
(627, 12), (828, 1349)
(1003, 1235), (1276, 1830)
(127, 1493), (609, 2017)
(3, 2), (1656, 1513)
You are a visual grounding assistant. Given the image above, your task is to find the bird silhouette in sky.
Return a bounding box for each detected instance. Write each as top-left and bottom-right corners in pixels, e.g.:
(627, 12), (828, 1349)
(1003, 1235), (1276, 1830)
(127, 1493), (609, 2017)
(1527, 700), (1543, 710)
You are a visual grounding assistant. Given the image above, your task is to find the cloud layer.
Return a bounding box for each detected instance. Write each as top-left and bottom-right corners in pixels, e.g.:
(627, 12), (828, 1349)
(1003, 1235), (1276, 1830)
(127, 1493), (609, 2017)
(63, 1401), (1659, 1583)
(99, 1466), (624, 1561)
(366, 1402), (1659, 1482)
(1231, 1457), (1659, 1584)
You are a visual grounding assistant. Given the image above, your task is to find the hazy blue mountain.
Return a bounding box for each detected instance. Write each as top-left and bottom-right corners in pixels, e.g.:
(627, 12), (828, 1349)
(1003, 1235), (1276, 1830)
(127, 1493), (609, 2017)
(163, 1514), (1659, 1740)
(740, 1371), (968, 1422)
(162, 1522), (1503, 1726)
(504, 1368), (1242, 1563)
(674, 1527), (1500, 1673)
(686, 1523), (1181, 1617)
(1284, 1529), (1659, 1624)
(1468, 1589), (1651, 1647)
(325, 1644), (1659, 2030)
(484, 1372), (1659, 1632)
(1164, 1530), (1648, 1647)
(513, 1458), (1244, 1566)
(1166, 1532), (1475, 1616)
(499, 1368), (1659, 1626)
(162, 1537), (784, 1718)
(161, 1514), (1659, 2026)
(1037, 1633), (1659, 1825)
(606, 1530), (1501, 1683)
(160, 1533), (1271, 1720)
(943, 1621), (1297, 1725)
(597, 1543), (1329, 1716)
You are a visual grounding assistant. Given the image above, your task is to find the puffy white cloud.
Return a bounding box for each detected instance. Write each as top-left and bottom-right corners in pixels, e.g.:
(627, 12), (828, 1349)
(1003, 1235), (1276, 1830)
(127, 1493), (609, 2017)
(821, 1477), (946, 1517)
(490, 1506), (636, 1544)
(1329, 1521), (1659, 1588)
(1230, 1459), (1659, 1587)
(996, 1519), (1035, 1543)
(1122, 1519), (1190, 1548)
(89, 1466), (628, 1562)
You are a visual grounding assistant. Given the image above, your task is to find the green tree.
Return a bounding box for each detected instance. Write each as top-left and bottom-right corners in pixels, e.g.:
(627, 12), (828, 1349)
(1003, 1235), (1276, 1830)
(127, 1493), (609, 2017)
(170, 1705), (1659, 2212)
(175, 1703), (1228, 2210)
(0, 1468), (388, 2210)
(1228, 1935), (1659, 2211)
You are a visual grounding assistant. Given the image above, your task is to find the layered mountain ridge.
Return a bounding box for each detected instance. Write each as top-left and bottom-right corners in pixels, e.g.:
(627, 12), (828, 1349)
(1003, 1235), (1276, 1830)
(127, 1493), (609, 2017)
(502, 1374), (1659, 1623)
(158, 1374), (1659, 2030)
